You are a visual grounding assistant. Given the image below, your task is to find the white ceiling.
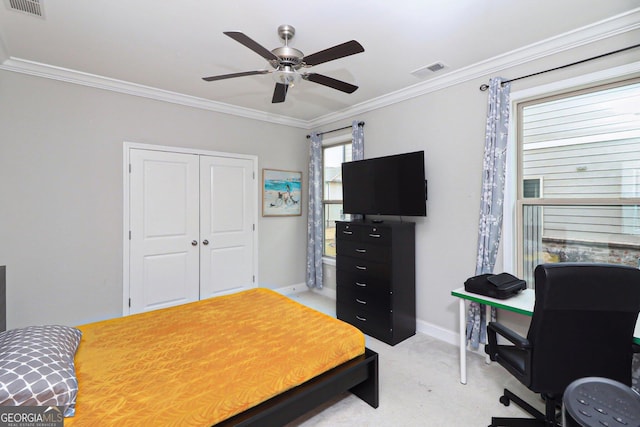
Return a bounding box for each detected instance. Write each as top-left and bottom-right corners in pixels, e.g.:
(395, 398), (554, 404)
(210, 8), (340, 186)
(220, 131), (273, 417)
(0, 1), (638, 127)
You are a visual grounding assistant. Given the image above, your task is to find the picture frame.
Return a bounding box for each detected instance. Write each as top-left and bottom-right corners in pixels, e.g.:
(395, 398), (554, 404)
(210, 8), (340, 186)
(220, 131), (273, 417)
(262, 169), (303, 217)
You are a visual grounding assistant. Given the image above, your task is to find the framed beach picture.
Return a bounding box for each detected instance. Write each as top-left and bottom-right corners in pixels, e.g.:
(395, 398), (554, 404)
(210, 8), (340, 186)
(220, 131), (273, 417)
(262, 169), (302, 217)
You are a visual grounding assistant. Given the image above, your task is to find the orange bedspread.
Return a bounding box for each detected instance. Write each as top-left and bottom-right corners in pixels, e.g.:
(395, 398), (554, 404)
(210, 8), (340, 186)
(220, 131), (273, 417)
(66, 288), (364, 426)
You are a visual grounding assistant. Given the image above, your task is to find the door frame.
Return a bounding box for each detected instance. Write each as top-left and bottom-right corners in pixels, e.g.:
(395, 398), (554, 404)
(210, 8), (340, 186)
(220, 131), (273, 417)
(122, 141), (259, 316)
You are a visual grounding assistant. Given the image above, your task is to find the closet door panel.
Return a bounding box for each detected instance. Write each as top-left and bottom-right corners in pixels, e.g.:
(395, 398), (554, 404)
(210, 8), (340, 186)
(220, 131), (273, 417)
(129, 149), (200, 313)
(199, 155), (255, 299)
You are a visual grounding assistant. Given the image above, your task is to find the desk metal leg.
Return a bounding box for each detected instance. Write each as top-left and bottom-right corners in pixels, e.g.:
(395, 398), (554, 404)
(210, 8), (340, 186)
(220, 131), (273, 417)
(459, 298), (467, 384)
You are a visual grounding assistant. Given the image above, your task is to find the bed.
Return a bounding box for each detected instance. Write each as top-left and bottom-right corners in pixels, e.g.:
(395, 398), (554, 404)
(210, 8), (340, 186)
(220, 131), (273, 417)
(0, 288), (378, 426)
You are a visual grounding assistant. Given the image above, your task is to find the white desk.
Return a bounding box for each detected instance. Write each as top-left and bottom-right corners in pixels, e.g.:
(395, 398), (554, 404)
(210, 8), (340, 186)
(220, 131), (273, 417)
(451, 287), (640, 384)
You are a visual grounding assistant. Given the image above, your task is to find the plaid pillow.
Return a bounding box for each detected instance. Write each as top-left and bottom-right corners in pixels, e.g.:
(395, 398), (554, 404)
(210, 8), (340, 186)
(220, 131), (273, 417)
(0, 325), (82, 417)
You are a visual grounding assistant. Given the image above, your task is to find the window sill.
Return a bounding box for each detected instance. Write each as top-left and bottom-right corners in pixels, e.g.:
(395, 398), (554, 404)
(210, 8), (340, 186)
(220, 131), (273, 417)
(322, 256), (336, 266)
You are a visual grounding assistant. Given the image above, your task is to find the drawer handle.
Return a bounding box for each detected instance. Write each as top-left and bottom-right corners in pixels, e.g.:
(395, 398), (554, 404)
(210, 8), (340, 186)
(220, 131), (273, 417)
(356, 315), (367, 322)
(342, 230), (353, 235)
(355, 248), (367, 253)
(369, 233), (381, 238)
(355, 282), (367, 287)
(356, 265), (367, 270)
(356, 298), (367, 305)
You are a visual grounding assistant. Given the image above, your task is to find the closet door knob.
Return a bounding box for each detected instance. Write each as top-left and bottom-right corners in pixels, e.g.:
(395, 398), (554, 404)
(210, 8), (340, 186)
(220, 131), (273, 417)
(202, 240), (209, 245)
(191, 240), (198, 246)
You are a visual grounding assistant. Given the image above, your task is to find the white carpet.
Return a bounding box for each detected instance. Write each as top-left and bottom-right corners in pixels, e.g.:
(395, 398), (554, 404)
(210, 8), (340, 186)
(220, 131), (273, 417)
(284, 291), (539, 426)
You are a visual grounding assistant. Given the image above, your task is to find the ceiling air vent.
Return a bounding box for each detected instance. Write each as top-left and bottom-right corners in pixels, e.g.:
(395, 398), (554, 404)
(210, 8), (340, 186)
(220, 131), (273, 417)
(410, 62), (448, 79)
(4, 0), (44, 18)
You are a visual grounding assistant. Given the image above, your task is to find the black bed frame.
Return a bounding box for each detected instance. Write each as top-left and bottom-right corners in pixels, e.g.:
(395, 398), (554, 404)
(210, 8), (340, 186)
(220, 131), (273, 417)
(215, 347), (379, 427)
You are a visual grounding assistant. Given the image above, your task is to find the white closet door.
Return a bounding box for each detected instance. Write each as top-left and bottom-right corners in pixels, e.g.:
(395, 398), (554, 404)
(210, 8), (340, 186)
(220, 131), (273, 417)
(129, 149), (200, 314)
(199, 155), (255, 299)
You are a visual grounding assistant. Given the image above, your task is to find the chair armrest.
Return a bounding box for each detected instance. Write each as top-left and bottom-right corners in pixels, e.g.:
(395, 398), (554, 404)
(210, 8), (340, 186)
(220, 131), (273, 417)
(488, 322), (531, 349)
(485, 321), (531, 361)
(486, 321), (533, 386)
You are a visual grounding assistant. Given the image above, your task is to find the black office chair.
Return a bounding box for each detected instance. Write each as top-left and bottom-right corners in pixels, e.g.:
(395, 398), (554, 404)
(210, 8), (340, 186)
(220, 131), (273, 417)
(485, 263), (640, 427)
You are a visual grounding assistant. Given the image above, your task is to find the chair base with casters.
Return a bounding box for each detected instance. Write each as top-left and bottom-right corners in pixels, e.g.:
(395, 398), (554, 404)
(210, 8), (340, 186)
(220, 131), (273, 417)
(485, 322), (561, 426)
(489, 388), (560, 427)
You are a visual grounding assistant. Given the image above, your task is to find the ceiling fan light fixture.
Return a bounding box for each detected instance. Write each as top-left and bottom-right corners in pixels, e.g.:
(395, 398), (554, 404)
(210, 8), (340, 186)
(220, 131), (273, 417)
(273, 66), (301, 87)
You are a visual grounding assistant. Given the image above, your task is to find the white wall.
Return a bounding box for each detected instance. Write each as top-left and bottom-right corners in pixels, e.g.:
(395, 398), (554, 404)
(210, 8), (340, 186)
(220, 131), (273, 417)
(319, 31), (640, 341)
(1, 27), (638, 342)
(0, 71), (308, 328)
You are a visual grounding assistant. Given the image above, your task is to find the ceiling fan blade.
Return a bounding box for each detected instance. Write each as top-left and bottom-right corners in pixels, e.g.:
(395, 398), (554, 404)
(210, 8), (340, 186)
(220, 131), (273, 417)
(202, 70), (270, 82)
(304, 73), (358, 94)
(272, 83), (288, 103)
(223, 31), (279, 61)
(303, 40), (364, 66)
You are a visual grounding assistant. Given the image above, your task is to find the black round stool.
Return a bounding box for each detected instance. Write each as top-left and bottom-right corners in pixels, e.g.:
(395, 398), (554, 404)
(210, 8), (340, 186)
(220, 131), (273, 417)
(563, 377), (640, 426)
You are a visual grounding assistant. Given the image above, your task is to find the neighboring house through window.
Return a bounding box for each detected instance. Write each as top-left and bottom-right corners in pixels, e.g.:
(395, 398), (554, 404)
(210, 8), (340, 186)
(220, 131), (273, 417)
(323, 142), (353, 257)
(515, 77), (640, 285)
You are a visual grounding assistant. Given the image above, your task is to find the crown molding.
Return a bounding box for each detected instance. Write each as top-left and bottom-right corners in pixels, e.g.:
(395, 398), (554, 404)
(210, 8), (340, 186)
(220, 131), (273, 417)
(0, 57), (309, 129)
(0, 8), (638, 130)
(308, 7), (640, 128)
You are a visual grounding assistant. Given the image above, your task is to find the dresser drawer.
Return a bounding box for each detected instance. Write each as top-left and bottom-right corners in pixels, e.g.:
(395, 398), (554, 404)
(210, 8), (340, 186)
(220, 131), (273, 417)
(359, 224), (391, 245)
(337, 302), (392, 342)
(336, 255), (390, 279)
(336, 222), (361, 241)
(336, 240), (391, 262)
(336, 270), (391, 295)
(337, 282), (391, 313)
(336, 222), (393, 246)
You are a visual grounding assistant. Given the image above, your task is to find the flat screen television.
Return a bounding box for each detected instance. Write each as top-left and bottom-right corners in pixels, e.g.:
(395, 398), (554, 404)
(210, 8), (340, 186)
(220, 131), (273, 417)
(342, 151), (427, 216)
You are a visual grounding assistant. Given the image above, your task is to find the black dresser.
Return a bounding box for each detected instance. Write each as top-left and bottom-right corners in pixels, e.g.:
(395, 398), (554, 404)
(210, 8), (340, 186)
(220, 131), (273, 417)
(335, 221), (415, 345)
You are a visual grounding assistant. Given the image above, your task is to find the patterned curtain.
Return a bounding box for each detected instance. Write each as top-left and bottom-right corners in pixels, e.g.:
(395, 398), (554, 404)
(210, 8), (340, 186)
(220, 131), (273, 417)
(467, 77), (511, 349)
(306, 133), (323, 289)
(352, 121), (364, 160)
(351, 121), (365, 221)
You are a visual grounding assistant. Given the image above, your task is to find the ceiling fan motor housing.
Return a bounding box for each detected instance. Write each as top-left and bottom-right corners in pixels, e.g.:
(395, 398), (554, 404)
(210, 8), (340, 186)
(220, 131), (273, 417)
(271, 46), (304, 69)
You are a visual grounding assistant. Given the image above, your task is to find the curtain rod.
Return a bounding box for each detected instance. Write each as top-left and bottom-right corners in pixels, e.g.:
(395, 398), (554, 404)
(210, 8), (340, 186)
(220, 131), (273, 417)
(479, 43), (640, 91)
(306, 121), (365, 139)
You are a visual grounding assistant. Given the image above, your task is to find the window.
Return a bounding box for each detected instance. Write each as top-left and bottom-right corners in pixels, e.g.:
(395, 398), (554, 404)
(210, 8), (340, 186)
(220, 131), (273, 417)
(516, 78), (640, 285)
(523, 178), (541, 198)
(323, 142), (353, 256)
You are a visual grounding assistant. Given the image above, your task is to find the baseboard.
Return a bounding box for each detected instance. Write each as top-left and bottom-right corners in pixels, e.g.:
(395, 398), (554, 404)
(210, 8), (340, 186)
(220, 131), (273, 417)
(416, 318), (458, 346)
(272, 283), (307, 295)
(310, 286), (336, 300)
(272, 283), (338, 299)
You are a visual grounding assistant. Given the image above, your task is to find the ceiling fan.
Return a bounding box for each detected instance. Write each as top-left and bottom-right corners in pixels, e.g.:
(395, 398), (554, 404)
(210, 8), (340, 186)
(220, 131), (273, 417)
(202, 25), (364, 103)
